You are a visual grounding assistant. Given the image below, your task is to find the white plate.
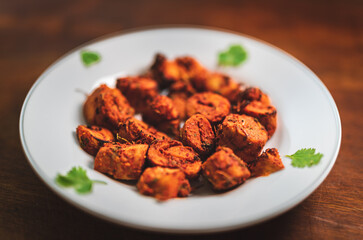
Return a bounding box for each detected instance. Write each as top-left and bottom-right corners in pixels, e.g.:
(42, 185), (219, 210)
(19, 26), (341, 233)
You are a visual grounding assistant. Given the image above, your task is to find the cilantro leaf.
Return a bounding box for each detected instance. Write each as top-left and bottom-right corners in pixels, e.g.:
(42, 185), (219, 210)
(218, 44), (248, 67)
(81, 50), (101, 67)
(55, 166), (106, 194)
(286, 148), (323, 168)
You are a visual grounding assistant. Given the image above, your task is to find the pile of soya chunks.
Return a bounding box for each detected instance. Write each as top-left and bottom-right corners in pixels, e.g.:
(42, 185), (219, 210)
(76, 53), (284, 200)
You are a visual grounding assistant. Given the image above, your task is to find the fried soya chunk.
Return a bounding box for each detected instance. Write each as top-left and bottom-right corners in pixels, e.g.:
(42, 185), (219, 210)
(83, 84), (134, 130)
(76, 125), (115, 156)
(150, 53), (179, 88)
(236, 100), (277, 139)
(168, 93), (188, 121)
(168, 81), (196, 120)
(191, 72), (242, 103)
(94, 142), (148, 180)
(216, 114), (268, 163)
(249, 148), (284, 177)
(180, 114), (215, 158)
(147, 140), (202, 179)
(117, 117), (170, 144)
(137, 166), (191, 201)
(186, 92), (231, 124)
(142, 95), (180, 136)
(150, 53), (206, 88)
(202, 147), (250, 191)
(236, 87), (271, 106)
(116, 76), (158, 113)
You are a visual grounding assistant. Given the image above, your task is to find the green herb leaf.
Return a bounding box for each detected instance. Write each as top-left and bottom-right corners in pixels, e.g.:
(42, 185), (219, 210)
(81, 50), (101, 67)
(55, 166), (106, 194)
(286, 148), (323, 168)
(218, 44), (247, 67)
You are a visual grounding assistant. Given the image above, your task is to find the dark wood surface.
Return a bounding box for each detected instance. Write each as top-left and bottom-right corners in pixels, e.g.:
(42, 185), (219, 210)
(1, 0), (362, 239)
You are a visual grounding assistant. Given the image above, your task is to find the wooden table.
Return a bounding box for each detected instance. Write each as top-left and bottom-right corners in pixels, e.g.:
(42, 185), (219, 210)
(1, 0), (362, 239)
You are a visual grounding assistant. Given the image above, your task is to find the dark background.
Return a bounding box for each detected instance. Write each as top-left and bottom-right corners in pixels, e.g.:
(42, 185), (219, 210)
(1, 0), (362, 239)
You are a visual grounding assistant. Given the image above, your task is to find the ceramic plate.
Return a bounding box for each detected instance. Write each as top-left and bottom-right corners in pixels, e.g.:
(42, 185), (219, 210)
(19, 26), (341, 233)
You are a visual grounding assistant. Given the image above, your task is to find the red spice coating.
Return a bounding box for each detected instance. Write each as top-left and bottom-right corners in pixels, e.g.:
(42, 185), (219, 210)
(202, 147), (250, 191)
(116, 76), (158, 113)
(117, 117), (170, 144)
(186, 92), (231, 124)
(147, 140), (202, 179)
(83, 84), (134, 130)
(76, 125), (115, 156)
(94, 142), (148, 180)
(216, 114), (268, 163)
(142, 95), (180, 136)
(180, 114), (215, 158)
(249, 148), (284, 177)
(137, 166), (191, 201)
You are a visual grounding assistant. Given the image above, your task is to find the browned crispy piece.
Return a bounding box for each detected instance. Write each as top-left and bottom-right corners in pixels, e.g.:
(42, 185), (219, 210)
(237, 100), (277, 139)
(202, 147), (250, 191)
(249, 148), (284, 177)
(142, 95), (180, 136)
(137, 166), (191, 201)
(94, 142), (148, 180)
(150, 53), (206, 88)
(117, 117), (170, 144)
(169, 80), (196, 95)
(216, 114), (268, 163)
(168, 81), (196, 120)
(150, 53), (180, 88)
(175, 55), (207, 80)
(76, 125), (115, 156)
(168, 94), (188, 121)
(186, 92), (231, 124)
(180, 114), (215, 158)
(147, 140), (202, 178)
(191, 72), (242, 103)
(83, 84), (134, 130)
(236, 87), (271, 106)
(116, 76), (158, 113)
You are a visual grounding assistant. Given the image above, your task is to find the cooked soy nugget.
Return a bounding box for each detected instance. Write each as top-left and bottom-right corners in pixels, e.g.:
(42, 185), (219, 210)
(237, 100), (277, 138)
(150, 53), (206, 88)
(150, 53), (179, 88)
(117, 117), (170, 144)
(137, 166), (191, 201)
(116, 76), (158, 113)
(168, 93), (189, 121)
(83, 84), (134, 130)
(186, 92), (231, 124)
(147, 140), (202, 178)
(94, 142), (148, 180)
(249, 148), (284, 177)
(216, 114), (268, 163)
(180, 114), (215, 157)
(191, 72), (242, 103)
(202, 147), (250, 191)
(142, 95), (180, 136)
(76, 125), (115, 156)
(168, 81), (196, 120)
(236, 87), (271, 105)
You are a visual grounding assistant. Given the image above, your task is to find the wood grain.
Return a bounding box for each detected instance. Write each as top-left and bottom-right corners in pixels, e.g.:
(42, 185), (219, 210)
(0, 0), (362, 239)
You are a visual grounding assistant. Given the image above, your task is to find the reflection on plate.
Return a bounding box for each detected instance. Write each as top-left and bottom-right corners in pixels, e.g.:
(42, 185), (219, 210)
(20, 26), (341, 233)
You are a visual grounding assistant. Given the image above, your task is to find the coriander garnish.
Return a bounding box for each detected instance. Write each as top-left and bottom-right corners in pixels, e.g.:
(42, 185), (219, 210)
(218, 44), (247, 67)
(286, 148), (323, 168)
(55, 166), (106, 194)
(81, 50), (101, 67)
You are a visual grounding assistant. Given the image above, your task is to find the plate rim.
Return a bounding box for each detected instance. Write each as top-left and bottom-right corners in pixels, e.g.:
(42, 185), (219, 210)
(19, 25), (342, 233)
